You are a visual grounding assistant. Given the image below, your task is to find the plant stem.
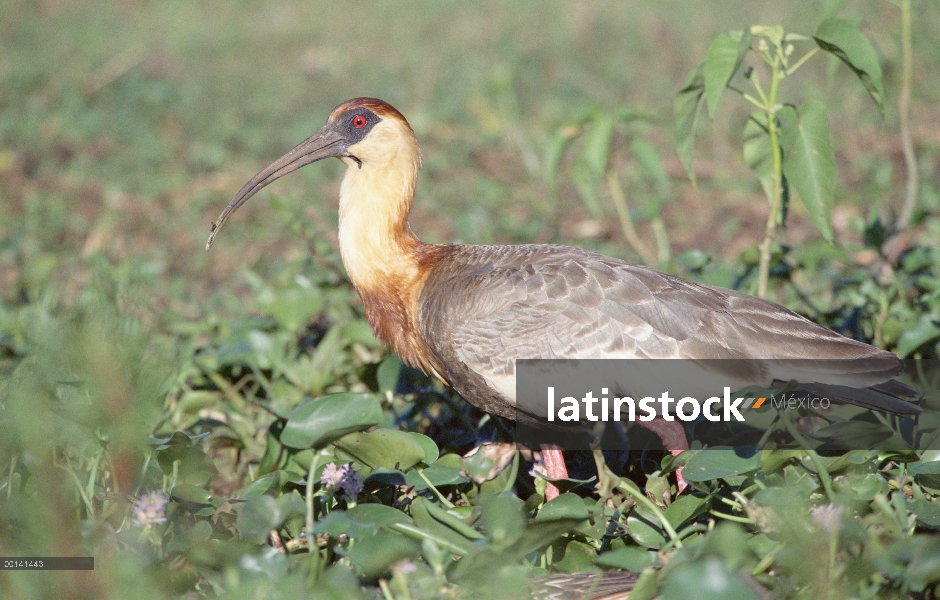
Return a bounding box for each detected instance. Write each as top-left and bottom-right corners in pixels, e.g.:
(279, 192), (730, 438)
(756, 57), (784, 299)
(306, 452), (323, 582)
(895, 0), (919, 231)
(614, 480), (683, 548)
(606, 170), (656, 265)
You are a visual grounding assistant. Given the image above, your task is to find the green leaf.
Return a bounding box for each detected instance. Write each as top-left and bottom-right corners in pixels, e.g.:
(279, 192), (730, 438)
(704, 29), (752, 119)
(404, 464), (468, 490)
(664, 494), (709, 528)
(479, 493), (526, 545)
(630, 137), (670, 199)
(170, 483), (214, 507)
(554, 540), (596, 573)
(280, 393), (382, 449)
(236, 494), (282, 543)
(684, 449), (761, 482)
(777, 101), (836, 243)
(595, 546), (657, 571)
(315, 504), (413, 538)
(909, 499), (940, 528)
(626, 504), (668, 548)
(408, 432), (440, 465)
(239, 471), (290, 499)
(346, 530), (420, 578)
(742, 112), (775, 203)
(674, 63), (706, 182)
(896, 315), (940, 358)
(544, 125), (580, 191)
(570, 162), (603, 218)
(910, 461), (940, 475)
(333, 429), (427, 471)
(376, 354), (402, 393)
(661, 557), (761, 600)
(536, 493), (590, 522)
(581, 112), (615, 180)
(408, 497), (475, 555)
(814, 18), (885, 111)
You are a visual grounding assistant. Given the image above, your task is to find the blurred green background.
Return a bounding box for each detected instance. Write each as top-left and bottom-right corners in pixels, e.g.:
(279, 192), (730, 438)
(1, 1), (939, 598)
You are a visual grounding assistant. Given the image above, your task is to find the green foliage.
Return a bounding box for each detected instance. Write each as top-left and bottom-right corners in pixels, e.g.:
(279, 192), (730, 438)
(676, 18), (886, 297)
(1, 1), (939, 599)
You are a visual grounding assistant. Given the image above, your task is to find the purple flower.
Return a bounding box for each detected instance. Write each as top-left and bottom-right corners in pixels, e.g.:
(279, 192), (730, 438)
(320, 462), (345, 489)
(339, 469), (363, 500)
(319, 462), (363, 501)
(133, 491), (168, 527)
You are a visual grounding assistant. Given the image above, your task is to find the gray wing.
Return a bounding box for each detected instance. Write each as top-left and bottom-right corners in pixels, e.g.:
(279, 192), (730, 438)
(418, 244), (912, 418)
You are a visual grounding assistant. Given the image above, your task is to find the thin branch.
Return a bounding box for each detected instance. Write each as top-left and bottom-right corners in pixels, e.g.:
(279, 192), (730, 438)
(895, 0), (919, 231)
(605, 170), (656, 265)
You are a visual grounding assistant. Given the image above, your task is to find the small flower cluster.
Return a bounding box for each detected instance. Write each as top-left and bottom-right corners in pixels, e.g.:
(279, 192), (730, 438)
(319, 462), (363, 501)
(133, 490), (168, 527)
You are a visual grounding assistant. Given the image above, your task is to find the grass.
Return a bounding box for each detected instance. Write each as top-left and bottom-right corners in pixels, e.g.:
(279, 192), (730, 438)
(1, 1), (940, 598)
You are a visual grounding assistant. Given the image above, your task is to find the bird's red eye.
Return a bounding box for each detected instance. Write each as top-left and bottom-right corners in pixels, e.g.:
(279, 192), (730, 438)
(352, 115), (367, 129)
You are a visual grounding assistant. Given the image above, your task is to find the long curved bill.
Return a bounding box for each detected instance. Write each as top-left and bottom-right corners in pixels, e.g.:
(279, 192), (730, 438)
(205, 124), (346, 250)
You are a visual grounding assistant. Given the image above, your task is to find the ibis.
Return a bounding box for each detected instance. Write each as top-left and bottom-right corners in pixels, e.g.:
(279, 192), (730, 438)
(207, 97), (920, 500)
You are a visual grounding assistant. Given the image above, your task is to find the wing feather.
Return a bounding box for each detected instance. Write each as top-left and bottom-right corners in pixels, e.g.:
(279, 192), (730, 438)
(418, 244), (908, 417)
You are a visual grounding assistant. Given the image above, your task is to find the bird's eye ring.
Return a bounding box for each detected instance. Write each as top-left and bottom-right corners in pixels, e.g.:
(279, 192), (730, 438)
(352, 115), (367, 129)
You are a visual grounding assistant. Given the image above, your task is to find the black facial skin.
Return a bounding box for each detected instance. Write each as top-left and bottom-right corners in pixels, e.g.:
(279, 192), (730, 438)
(338, 107), (381, 146)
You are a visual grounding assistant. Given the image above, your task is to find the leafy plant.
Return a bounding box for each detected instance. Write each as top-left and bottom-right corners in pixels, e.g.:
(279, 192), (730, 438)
(545, 106), (672, 268)
(675, 20), (885, 298)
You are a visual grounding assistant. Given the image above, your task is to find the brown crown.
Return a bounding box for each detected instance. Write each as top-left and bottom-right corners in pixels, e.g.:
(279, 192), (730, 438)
(328, 97), (408, 124)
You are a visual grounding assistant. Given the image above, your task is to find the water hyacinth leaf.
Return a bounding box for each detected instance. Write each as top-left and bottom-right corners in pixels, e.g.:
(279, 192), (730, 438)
(684, 449), (761, 482)
(814, 18), (884, 111)
(910, 461), (940, 475)
(594, 546), (657, 571)
(408, 432), (440, 465)
(626, 506), (668, 549)
(280, 393), (382, 449)
(664, 494), (709, 528)
(236, 494), (282, 543)
(239, 547), (288, 580)
(777, 101), (835, 243)
(536, 492), (590, 522)
(661, 557), (761, 600)
(555, 540), (596, 572)
(258, 420), (288, 475)
(704, 29), (752, 119)
(333, 429), (427, 471)
(347, 530), (421, 578)
(895, 315), (940, 358)
(909, 499), (940, 528)
(516, 516), (589, 556)
(405, 464), (468, 490)
(239, 471), (290, 499)
(674, 63), (706, 182)
(347, 503), (414, 529)
(480, 492), (527, 545)
(170, 483), (214, 507)
(408, 497), (475, 555)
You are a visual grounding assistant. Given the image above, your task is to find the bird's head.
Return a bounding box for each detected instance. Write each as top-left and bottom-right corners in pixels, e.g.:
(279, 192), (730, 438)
(206, 97), (418, 249)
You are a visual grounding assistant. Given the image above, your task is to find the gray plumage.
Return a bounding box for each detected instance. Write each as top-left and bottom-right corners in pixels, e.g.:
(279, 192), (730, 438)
(418, 244), (918, 420)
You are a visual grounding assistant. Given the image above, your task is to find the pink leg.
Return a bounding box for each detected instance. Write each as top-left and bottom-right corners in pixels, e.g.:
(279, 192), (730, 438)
(539, 444), (568, 501)
(638, 419), (689, 492)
